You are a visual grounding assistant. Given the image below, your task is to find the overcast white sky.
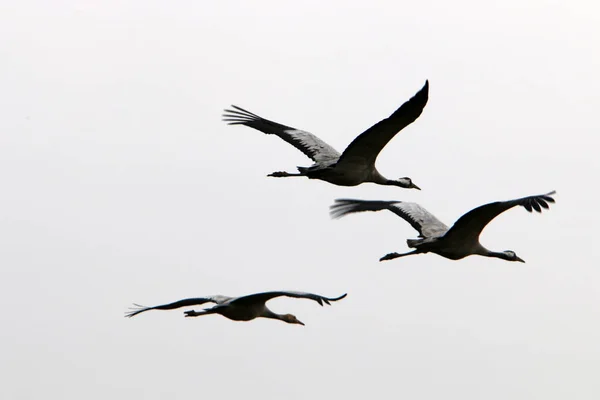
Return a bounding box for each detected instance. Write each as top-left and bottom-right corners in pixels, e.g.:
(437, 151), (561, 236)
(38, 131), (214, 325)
(1, 0), (599, 399)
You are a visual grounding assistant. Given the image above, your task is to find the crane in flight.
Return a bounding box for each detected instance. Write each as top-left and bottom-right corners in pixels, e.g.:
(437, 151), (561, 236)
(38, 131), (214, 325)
(330, 191), (556, 262)
(223, 81), (428, 189)
(126, 290), (347, 326)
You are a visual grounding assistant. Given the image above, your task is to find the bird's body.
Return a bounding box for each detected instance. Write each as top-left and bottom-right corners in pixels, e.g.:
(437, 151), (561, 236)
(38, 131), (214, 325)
(222, 81), (429, 190)
(404, 237), (488, 261)
(126, 291), (347, 326)
(330, 191), (556, 262)
(206, 300), (264, 321)
(298, 161), (388, 187)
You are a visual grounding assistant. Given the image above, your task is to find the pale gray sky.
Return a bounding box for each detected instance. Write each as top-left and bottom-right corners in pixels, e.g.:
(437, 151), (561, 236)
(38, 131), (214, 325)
(1, 1), (599, 399)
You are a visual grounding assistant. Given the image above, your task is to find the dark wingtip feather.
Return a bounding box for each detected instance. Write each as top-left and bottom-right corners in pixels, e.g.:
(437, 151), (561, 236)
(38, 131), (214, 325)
(418, 80), (429, 97)
(542, 191), (557, 203)
(329, 203), (352, 219)
(520, 191), (557, 213)
(329, 199), (401, 219)
(328, 293), (348, 302)
(124, 303), (150, 318)
(222, 106), (261, 124)
(230, 105), (260, 117)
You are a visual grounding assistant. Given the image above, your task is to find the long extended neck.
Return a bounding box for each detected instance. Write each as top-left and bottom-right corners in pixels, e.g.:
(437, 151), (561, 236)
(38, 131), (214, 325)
(385, 180), (407, 188)
(370, 169), (413, 188)
(475, 245), (510, 261)
(261, 307), (286, 322)
(370, 169), (390, 185)
(487, 251), (511, 260)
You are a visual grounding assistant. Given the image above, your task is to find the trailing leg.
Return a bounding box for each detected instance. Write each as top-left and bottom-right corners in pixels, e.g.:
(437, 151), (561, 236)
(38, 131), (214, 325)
(379, 250), (420, 262)
(267, 171), (303, 177)
(184, 309), (215, 318)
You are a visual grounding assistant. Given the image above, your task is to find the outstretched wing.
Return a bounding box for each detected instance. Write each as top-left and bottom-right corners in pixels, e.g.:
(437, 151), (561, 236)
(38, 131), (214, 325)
(125, 296), (228, 318)
(330, 198), (449, 238)
(222, 105), (341, 163)
(443, 191), (556, 243)
(230, 291), (347, 307)
(335, 81), (429, 167)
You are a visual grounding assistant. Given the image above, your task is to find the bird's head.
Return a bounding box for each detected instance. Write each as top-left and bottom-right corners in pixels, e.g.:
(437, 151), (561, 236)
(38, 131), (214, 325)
(391, 177), (421, 190)
(282, 314), (305, 326)
(502, 250), (525, 263)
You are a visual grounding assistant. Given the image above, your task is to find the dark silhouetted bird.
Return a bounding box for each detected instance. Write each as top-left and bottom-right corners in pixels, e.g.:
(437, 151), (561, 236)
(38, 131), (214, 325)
(222, 81), (428, 189)
(330, 191), (556, 262)
(126, 291), (347, 326)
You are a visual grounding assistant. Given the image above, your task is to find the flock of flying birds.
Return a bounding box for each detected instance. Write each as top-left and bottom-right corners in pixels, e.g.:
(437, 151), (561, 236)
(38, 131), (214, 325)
(126, 80), (556, 326)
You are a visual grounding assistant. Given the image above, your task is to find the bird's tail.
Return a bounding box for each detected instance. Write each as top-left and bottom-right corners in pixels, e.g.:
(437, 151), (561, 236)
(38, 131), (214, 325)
(406, 238), (423, 248)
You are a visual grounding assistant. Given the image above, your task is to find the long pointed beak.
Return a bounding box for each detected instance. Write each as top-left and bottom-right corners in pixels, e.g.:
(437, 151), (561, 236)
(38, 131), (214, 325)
(516, 256), (526, 263)
(297, 320), (305, 326)
(411, 183), (421, 190)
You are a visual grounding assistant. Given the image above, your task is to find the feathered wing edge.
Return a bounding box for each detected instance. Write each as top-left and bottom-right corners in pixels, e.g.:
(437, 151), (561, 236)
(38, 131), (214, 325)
(222, 105), (341, 163)
(443, 190), (557, 242)
(330, 198), (449, 238)
(230, 291), (347, 307)
(125, 297), (220, 318)
(515, 190), (556, 212)
(336, 80), (429, 166)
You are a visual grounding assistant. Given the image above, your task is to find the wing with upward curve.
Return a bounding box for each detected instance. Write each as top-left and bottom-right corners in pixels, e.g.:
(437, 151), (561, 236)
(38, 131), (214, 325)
(335, 81), (429, 168)
(230, 291), (347, 307)
(443, 191), (556, 244)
